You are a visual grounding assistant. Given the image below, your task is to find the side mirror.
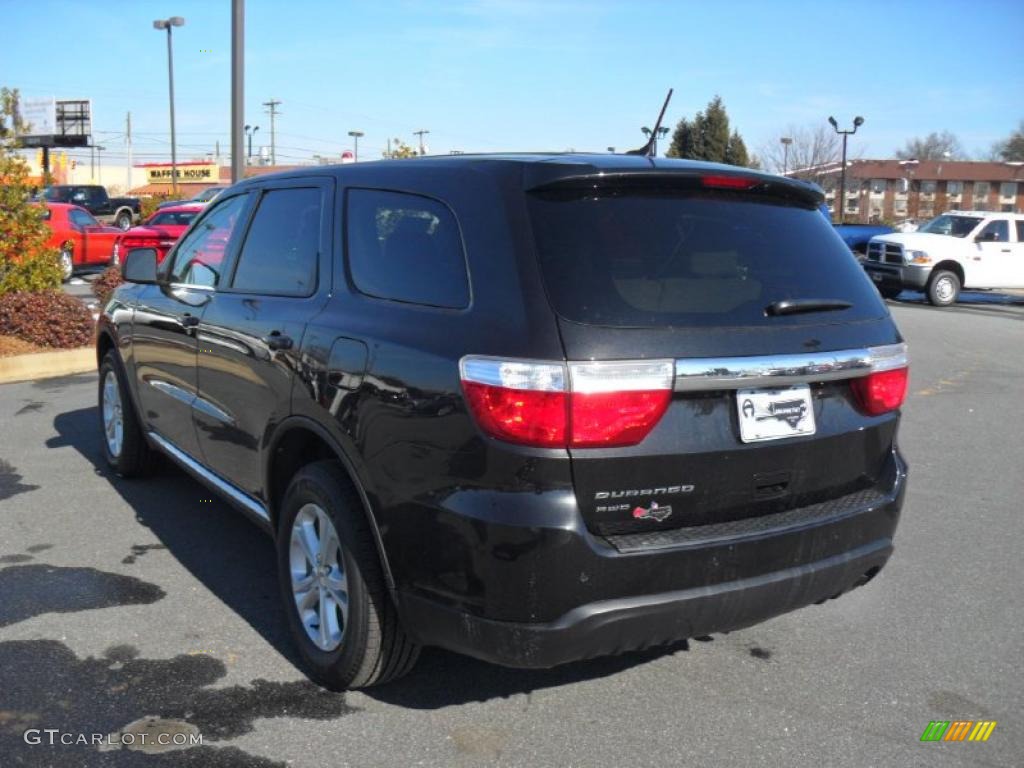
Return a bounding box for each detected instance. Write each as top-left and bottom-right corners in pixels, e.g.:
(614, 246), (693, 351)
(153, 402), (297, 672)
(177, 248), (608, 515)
(123, 248), (159, 284)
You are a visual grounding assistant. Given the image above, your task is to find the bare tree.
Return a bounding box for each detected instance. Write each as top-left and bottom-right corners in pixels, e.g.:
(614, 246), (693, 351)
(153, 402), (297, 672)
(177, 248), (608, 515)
(895, 131), (964, 160)
(759, 124), (841, 183)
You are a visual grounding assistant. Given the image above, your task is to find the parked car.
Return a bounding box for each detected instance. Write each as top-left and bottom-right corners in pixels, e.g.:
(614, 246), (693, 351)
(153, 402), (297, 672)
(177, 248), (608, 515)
(39, 185), (141, 230)
(114, 204), (204, 265)
(864, 211), (1024, 304)
(41, 203), (121, 281)
(155, 185), (228, 210)
(97, 155), (909, 689)
(818, 203), (894, 259)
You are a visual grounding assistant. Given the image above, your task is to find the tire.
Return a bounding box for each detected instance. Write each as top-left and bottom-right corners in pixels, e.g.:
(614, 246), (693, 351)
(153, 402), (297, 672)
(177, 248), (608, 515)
(115, 211), (133, 230)
(59, 248), (73, 282)
(878, 285), (902, 300)
(277, 460), (420, 690)
(98, 351), (151, 477)
(927, 270), (960, 306)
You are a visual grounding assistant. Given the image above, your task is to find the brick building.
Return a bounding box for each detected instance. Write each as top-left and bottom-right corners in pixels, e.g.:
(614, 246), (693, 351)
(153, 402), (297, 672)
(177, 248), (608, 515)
(816, 160), (1024, 223)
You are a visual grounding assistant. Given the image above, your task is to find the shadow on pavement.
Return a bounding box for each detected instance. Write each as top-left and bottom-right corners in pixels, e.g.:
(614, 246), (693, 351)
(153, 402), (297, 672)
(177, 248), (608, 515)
(0, 639), (349, 767)
(48, 401), (688, 708)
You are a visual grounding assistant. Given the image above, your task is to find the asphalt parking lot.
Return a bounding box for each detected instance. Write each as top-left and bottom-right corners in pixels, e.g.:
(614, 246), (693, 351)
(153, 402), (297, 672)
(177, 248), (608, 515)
(2, 295), (1022, 767)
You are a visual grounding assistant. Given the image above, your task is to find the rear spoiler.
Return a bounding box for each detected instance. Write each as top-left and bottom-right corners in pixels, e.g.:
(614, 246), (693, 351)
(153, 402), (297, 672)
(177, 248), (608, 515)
(527, 171), (825, 208)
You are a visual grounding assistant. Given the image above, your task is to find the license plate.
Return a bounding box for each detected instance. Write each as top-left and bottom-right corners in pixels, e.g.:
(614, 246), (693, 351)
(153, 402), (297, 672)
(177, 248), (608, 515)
(870, 272), (883, 282)
(736, 385), (816, 443)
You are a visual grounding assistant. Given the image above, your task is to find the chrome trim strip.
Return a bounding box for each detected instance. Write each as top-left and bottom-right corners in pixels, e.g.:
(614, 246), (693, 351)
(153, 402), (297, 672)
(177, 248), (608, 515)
(674, 343), (907, 392)
(148, 379), (196, 407)
(148, 431), (269, 523)
(191, 396), (235, 426)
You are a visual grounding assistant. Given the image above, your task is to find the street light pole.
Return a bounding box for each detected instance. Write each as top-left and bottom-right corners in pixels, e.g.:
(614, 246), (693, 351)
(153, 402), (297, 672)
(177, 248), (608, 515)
(153, 16), (185, 195)
(231, 0), (244, 183)
(245, 125), (259, 163)
(827, 115), (864, 225)
(95, 145), (105, 184)
(348, 130), (364, 162)
(780, 137), (792, 176)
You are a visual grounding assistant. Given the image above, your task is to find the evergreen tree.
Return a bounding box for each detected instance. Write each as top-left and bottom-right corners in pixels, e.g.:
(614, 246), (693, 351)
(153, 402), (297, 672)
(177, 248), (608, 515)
(665, 95), (753, 167)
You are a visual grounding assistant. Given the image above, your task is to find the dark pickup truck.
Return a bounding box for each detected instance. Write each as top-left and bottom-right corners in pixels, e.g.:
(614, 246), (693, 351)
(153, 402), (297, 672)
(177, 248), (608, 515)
(40, 185), (141, 230)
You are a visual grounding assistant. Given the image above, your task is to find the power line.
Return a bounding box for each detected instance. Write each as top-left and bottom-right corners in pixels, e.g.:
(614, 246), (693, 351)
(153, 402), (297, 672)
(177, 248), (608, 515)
(263, 98), (281, 165)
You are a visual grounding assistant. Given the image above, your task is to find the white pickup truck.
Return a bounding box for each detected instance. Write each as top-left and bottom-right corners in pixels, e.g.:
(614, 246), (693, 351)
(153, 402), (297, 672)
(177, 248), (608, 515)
(863, 211), (1024, 305)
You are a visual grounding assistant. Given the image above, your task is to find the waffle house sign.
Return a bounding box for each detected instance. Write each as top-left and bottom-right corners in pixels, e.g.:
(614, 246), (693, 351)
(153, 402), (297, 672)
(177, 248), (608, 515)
(144, 162), (218, 184)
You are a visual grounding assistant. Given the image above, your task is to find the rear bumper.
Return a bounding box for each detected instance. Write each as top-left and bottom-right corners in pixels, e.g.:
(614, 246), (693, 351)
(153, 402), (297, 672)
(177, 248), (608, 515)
(393, 449), (907, 668)
(399, 538), (892, 668)
(864, 262), (931, 289)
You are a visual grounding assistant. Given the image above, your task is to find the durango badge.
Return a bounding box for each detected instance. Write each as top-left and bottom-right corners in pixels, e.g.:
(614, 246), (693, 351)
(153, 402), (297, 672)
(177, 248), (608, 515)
(632, 501), (673, 523)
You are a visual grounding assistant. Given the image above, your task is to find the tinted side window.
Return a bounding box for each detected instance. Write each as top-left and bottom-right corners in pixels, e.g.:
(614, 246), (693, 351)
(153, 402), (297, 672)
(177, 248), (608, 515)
(69, 209), (96, 228)
(1016, 221), (1024, 243)
(231, 187), (321, 296)
(169, 194), (249, 288)
(347, 189), (468, 308)
(979, 220), (1009, 242)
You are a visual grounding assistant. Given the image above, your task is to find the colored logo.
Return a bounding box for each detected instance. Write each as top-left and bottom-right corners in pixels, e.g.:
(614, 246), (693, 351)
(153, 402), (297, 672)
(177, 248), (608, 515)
(920, 720), (997, 742)
(632, 501), (672, 522)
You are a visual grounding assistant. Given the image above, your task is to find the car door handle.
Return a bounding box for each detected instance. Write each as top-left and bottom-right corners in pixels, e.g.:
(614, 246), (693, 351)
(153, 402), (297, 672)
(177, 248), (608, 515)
(181, 314), (200, 328)
(1001, 248), (1011, 253)
(262, 331), (293, 351)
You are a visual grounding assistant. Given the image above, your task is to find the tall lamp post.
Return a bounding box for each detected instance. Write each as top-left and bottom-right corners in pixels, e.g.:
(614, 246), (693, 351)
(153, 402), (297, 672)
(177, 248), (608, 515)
(828, 115), (863, 225)
(780, 136), (793, 176)
(153, 16), (185, 195)
(244, 125), (259, 163)
(348, 130), (364, 162)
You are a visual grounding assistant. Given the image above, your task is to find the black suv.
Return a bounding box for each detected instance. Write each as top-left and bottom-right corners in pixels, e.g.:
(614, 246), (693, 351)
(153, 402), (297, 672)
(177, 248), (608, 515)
(96, 155), (909, 689)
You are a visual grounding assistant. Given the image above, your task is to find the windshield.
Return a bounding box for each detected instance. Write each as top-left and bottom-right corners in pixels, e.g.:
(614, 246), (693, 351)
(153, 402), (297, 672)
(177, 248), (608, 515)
(917, 214), (981, 238)
(40, 187), (67, 201)
(148, 210), (199, 226)
(529, 189), (887, 328)
(193, 187), (223, 202)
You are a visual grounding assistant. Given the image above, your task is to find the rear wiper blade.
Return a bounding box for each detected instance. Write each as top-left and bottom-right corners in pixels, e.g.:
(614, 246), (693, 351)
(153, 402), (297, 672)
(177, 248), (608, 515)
(764, 299), (853, 316)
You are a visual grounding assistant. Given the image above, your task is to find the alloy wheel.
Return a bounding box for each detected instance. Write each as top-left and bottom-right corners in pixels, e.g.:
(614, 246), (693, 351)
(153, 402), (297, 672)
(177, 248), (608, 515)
(289, 503), (349, 652)
(101, 370), (124, 457)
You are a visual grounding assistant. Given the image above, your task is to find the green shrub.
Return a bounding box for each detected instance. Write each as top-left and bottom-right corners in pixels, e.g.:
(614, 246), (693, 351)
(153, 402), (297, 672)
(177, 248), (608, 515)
(0, 145), (61, 295)
(0, 291), (95, 348)
(140, 193), (179, 221)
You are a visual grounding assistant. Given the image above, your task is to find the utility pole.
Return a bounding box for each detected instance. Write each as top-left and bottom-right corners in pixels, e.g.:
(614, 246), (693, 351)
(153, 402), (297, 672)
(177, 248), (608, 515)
(414, 129), (429, 155)
(386, 137), (391, 159)
(126, 112), (132, 193)
(263, 98), (281, 165)
(231, 0), (244, 183)
(96, 145), (106, 184)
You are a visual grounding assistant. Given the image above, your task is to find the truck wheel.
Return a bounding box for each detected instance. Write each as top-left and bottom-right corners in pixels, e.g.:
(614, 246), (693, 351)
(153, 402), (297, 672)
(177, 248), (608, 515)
(59, 248), (74, 282)
(927, 270), (960, 306)
(115, 211), (133, 230)
(98, 351), (151, 477)
(277, 460), (420, 690)
(878, 285), (902, 300)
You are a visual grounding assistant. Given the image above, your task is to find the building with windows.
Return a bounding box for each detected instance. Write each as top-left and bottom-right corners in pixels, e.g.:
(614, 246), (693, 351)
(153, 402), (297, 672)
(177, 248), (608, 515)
(815, 160), (1024, 223)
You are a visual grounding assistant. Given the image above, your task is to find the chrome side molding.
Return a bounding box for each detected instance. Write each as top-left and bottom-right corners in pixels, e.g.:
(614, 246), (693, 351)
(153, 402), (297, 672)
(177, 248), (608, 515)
(674, 343), (908, 392)
(147, 431), (270, 524)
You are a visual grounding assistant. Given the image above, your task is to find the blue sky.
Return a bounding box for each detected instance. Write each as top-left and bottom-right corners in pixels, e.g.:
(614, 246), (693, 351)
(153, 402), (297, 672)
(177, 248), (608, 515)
(3, 0), (1022, 165)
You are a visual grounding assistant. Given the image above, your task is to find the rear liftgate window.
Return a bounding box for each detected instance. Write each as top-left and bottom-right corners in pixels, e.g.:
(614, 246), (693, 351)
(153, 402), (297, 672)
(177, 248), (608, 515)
(528, 187), (887, 328)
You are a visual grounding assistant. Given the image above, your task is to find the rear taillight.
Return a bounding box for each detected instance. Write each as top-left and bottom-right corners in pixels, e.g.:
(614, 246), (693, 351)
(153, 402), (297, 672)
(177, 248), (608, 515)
(460, 357), (673, 448)
(850, 343), (909, 415)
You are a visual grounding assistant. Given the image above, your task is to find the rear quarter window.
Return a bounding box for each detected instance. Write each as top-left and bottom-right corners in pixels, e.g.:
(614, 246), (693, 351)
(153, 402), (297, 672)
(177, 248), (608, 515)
(346, 189), (469, 309)
(528, 189), (887, 328)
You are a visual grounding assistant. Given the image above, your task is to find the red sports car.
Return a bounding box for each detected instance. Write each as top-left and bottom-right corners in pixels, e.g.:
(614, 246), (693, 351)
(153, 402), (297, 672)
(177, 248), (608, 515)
(114, 204), (204, 265)
(41, 203), (122, 282)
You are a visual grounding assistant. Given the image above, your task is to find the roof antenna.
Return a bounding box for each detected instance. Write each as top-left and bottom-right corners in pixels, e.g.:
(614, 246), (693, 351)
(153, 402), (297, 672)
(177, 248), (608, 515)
(626, 88), (673, 157)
